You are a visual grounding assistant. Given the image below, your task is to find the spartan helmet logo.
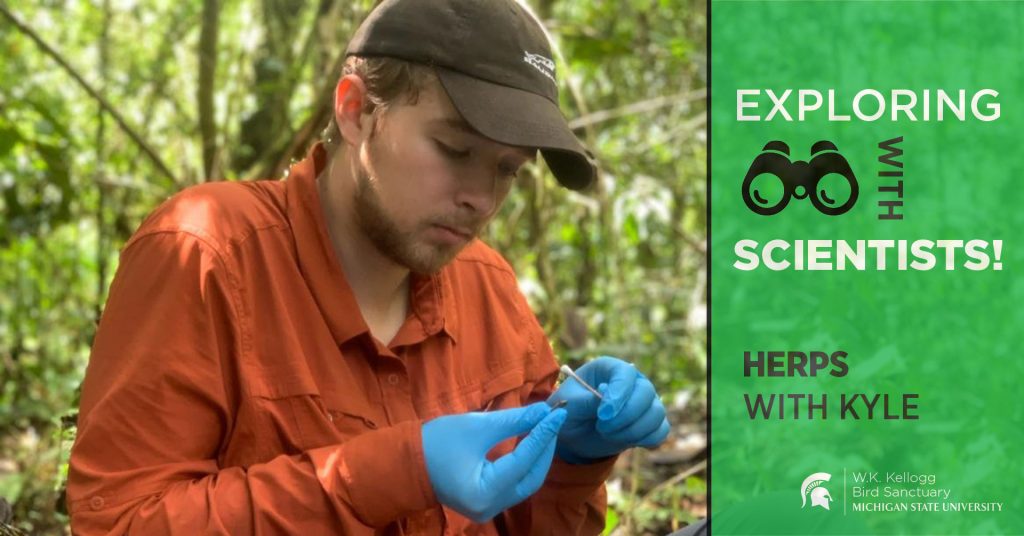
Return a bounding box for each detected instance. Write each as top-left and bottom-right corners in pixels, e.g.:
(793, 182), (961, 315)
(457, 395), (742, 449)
(800, 472), (833, 510)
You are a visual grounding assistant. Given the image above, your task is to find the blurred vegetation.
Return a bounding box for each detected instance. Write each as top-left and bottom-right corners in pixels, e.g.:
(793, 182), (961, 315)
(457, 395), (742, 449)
(0, 0), (706, 534)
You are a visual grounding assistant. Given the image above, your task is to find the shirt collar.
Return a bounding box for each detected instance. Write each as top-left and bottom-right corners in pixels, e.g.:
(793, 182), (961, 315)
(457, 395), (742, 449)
(284, 142), (458, 347)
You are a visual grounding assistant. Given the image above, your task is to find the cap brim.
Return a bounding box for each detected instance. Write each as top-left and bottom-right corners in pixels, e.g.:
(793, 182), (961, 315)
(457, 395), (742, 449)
(435, 67), (596, 190)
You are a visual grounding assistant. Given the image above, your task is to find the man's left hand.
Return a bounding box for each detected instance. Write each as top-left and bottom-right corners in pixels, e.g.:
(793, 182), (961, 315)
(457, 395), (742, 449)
(547, 356), (670, 464)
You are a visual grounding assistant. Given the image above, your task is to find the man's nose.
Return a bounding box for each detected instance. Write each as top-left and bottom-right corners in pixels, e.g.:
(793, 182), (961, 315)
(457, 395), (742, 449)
(454, 172), (498, 215)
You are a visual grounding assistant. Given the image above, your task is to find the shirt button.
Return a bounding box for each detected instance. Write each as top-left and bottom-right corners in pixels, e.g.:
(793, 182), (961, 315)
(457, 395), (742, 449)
(388, 374), (400, 385)
(90, 496), (105, 510)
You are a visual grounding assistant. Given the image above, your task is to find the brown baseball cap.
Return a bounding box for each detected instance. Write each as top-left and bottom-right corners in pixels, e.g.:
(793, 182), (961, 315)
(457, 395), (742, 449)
(345, 0), (597, 190)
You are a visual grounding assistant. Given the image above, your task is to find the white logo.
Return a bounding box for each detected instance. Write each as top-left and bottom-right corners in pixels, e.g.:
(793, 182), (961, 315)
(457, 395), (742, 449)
(523, 51), (555, 82)
(800, 472), (833, 510)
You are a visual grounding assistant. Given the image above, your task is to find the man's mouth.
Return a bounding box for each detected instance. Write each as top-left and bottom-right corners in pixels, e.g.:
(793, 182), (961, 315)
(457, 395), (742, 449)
(432, 224), (474, 242)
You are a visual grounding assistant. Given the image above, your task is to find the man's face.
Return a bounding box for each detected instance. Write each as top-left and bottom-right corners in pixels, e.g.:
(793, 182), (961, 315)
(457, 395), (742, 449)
(348, 80), (534, 274)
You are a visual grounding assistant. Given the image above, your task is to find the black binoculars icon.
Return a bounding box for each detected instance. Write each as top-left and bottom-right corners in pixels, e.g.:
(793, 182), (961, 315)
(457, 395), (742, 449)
(741, 140), (859, 216)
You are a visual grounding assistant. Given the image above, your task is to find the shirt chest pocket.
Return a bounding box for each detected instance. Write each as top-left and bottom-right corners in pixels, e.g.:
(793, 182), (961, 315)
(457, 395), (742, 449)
(322, 399), (380, 438)
(424, 367), (527, 421)
(225, 376), (378, 467)
(287, 389), (384, 451)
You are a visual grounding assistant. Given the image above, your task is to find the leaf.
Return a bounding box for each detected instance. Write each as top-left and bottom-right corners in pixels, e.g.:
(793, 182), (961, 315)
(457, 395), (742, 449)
(0, 125), (21, 157)
(602, 507), (619, 536)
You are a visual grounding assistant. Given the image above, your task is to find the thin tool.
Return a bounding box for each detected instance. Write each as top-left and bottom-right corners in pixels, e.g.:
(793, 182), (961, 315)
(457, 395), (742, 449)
(559, 364), (604, 400)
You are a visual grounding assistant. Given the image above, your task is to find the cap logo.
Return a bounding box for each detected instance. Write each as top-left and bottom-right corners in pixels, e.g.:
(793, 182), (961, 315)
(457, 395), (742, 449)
(523, 51), (556, 82)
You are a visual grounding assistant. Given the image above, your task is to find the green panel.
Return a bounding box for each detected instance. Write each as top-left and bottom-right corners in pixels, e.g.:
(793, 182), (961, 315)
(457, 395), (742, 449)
(711, 2), (1024, 534)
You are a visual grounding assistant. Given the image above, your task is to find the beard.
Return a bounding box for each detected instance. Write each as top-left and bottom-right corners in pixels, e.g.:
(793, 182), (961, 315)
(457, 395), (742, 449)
(352, 156), (479, 275)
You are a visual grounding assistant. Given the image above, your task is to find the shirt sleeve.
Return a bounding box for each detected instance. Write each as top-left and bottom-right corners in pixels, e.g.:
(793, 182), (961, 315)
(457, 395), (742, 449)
(67, 231), (436, 535)
(497, 303), (619, 536)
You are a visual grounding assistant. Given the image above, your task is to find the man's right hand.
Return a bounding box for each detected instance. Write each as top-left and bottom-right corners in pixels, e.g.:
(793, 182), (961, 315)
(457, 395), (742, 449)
(420, 402), (567, 523)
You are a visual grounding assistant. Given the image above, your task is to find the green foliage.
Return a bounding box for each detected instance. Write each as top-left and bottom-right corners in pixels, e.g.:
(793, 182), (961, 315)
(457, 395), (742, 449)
(0, 1), (705, 533)
(603, 507), (620, 535)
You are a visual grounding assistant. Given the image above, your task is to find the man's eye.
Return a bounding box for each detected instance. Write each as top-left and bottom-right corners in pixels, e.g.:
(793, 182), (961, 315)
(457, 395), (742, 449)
(498, 164), (520, 178)
(435, 140), (471, 159)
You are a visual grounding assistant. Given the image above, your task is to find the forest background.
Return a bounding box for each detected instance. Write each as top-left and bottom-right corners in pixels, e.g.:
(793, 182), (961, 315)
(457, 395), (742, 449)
(0, 0), (707, 534)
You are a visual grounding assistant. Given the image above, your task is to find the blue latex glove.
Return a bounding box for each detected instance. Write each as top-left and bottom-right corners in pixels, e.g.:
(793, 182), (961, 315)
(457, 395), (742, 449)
(548, 356), (670, 464)
(421, 402), (567, 523)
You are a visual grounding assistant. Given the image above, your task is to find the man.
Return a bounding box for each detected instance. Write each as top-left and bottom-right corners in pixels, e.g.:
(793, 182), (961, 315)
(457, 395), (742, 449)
(67, 1), (670, 534)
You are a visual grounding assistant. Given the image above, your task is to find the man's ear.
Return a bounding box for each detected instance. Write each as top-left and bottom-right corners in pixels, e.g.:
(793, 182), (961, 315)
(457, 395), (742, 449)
(334, 74), (371, 147)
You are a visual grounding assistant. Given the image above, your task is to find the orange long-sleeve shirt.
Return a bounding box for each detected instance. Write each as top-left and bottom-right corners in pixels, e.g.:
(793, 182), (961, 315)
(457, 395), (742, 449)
(67, 144), (615, 535)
